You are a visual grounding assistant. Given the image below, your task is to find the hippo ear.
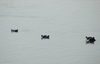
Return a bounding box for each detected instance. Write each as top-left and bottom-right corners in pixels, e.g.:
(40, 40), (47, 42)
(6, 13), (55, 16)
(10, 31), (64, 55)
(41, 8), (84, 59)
(93, 37), (95, 38)
(86, 36), (87, 38)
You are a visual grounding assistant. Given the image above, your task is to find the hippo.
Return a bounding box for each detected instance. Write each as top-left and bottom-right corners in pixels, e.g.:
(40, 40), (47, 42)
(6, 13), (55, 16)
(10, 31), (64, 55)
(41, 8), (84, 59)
(41, 35), (49, 39)
(86, 36), (96, 44)
(11, 29), (18, 32)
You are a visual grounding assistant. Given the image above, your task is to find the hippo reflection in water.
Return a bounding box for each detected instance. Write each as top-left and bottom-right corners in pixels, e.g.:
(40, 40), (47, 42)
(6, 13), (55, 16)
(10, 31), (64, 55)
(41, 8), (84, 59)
(11, 29), (18, 32)
(41, 35), (49, 39)
(86, 36), (96, 44)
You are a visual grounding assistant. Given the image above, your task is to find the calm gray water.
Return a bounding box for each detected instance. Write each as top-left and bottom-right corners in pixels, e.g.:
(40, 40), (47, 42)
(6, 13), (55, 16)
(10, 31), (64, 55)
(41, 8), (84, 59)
(0, 0), (100, 64)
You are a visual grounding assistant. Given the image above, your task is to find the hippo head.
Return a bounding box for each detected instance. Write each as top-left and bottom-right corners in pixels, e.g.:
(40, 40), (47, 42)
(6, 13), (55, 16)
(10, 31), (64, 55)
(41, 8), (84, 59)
(86, 36), (96, 44)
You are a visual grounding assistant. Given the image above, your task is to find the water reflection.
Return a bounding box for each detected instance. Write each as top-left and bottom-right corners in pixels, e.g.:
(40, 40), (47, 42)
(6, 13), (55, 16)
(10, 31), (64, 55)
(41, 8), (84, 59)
(86, 41), (94, 44)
